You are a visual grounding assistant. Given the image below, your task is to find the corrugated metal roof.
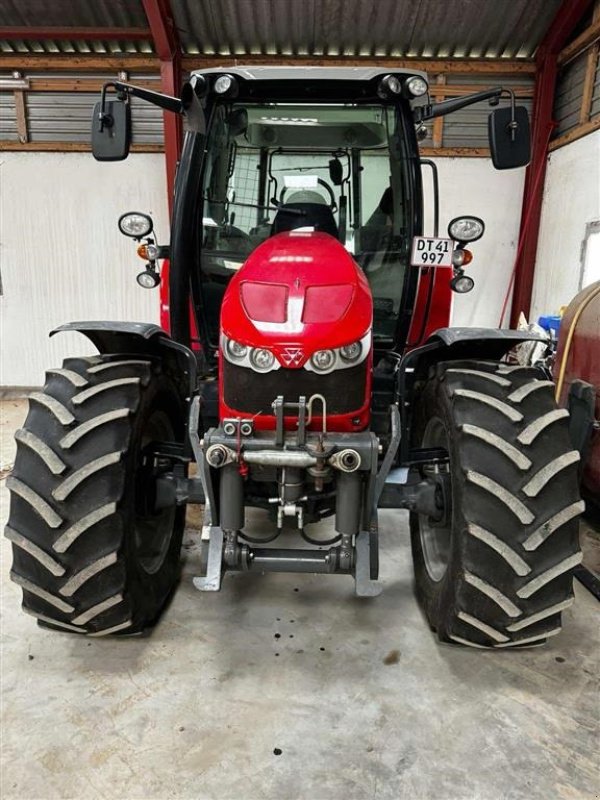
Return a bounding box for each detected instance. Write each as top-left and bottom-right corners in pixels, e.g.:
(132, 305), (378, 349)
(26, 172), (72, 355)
(0, 0), (148, 28)
(0, 0), (562, 59)
(0, 0), (151, 54)
(172, 0), (562, 59)
(0, 41), (153, 54)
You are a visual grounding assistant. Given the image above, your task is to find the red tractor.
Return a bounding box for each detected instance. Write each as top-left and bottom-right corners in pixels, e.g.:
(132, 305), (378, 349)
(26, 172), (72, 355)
(6, 67), (583, 647)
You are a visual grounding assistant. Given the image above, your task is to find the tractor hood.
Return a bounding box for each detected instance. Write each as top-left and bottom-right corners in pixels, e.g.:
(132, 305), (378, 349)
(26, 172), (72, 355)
(220, 231), (373, 368)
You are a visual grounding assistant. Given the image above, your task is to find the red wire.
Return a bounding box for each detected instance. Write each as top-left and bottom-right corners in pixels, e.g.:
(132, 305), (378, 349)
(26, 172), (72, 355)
(498, 121), (556, 328)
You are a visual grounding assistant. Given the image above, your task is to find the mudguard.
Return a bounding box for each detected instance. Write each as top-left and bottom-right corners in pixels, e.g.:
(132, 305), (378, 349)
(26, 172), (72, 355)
(50, 321), (197, 400)
(396, 326), (547, 464)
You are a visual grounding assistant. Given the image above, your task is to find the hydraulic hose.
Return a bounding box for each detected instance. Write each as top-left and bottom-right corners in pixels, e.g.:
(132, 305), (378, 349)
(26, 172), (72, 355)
(554, 283), (600, 402)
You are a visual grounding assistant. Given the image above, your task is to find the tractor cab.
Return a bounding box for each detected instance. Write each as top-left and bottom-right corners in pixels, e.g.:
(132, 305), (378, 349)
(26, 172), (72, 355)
(167, 67), (435, 366)
(197, 89), (418, 347)
(109, 67), (530, 367)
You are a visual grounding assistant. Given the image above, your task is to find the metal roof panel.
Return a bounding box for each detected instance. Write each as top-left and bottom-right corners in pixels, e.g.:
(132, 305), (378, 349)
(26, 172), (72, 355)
(191, 65), (428, 80)
(0, 0), (563, 59)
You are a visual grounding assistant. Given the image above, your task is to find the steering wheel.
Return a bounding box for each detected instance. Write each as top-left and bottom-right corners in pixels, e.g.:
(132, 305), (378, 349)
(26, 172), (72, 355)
(279, 178), (337, 212)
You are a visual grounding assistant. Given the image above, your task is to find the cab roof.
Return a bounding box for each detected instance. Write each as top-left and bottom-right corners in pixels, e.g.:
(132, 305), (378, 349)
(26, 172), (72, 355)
(190, 65), (428, 105)
(191, 65), (427, 82)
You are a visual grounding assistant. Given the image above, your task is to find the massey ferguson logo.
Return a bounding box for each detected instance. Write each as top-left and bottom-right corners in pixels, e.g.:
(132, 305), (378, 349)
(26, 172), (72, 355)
(280, 347), (304, 366)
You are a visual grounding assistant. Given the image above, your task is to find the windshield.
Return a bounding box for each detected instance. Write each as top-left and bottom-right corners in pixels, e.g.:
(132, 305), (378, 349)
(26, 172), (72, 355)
(198, 102), (415, 344)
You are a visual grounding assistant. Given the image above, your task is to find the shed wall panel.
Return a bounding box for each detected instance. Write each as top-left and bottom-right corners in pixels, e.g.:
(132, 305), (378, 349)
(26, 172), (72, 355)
(0, 150), (525, 384)
(0, 152), (167, 386)
(531, 130), (600, 320)
(553, 53), (587, 137)
(591, 53), (600, 119)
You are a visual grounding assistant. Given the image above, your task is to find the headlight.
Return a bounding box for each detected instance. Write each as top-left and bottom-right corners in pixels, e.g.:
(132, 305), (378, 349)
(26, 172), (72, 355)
(450, 274), (475, 293)
(222, 336), (280, 371)
(213, 74), (238, 96)
(310, 349), (335, 372)
(448, 216), (485, 243)
(305, 331), (371, 373)
(250, 348), (275, 371)
(226, 338), (248, 360)
(340, 341), (362, 362)
(118, 211), (153, 238)
(378, 74), (402, 97)
(136, 270), (159, 289)
(406, 76), (429, 97)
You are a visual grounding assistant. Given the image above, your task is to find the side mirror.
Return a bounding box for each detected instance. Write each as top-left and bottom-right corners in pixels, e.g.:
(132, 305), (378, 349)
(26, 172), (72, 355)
(91, 98), (131, 161)
(488, 106), (530, 170)
(329, 157), (343, 186)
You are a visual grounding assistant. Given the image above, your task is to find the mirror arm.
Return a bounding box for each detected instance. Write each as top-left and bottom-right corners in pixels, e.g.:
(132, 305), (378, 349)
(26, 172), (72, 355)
(113, 81), (183, 114)
(414, 87), (504, 123)
(97, 82), (117, 132)
(99, 81), (183, 130)
(500, 88), (518, 141)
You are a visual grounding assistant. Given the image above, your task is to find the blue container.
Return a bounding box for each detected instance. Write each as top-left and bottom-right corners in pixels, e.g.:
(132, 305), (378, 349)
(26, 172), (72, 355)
(537, 315), (562, 335)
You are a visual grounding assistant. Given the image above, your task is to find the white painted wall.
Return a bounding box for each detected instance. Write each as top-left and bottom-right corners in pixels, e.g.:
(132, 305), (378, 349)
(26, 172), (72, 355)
(0, 153), (167, 386)
(0, 151), (526, 386)
(426, 158), (526, 328)
(531, 130), (600, 320)
(361, 153), (527, 327)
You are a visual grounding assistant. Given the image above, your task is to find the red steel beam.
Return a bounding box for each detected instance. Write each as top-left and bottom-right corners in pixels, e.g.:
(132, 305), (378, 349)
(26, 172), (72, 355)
(141, 0), (182, 211)
(0, 26), (152, 40)
(510, 0), (594, 326)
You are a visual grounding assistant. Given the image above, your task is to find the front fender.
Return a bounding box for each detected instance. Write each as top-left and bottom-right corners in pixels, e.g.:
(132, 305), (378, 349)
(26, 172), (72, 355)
(424, 326), (545, 357)
(396, 326), (546, 464)
(50, 321), (197, 400)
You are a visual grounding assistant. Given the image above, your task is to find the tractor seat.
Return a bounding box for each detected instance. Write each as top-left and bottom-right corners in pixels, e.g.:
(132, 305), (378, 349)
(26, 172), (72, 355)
(271, 202), (339, 239)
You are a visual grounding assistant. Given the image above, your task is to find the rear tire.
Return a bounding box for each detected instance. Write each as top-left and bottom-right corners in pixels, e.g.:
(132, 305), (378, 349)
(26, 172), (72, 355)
(410, 360), (583, 649)
(5, 355), (186, 636)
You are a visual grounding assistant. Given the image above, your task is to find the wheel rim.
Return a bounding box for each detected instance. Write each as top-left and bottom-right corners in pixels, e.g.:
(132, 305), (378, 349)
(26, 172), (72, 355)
(419, 416), (452, 583)
(134, 409), (177, 575)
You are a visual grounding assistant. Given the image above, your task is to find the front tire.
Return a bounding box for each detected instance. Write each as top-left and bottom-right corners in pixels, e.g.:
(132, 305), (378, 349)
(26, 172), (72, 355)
(5, 355), (186, 636)
(410, 360), (583, 648)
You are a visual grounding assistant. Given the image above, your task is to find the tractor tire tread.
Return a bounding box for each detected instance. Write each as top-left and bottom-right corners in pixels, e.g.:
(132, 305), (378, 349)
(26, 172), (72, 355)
(5, 355), (181, 636)
(411, 359), (582, 648)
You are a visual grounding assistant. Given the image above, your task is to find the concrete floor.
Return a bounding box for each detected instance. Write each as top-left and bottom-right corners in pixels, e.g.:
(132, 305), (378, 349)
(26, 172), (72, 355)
(1, 399), (599, 800)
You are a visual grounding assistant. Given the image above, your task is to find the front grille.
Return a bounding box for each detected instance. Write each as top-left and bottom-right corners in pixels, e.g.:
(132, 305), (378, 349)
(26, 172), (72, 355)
(223, 361), (368, 415)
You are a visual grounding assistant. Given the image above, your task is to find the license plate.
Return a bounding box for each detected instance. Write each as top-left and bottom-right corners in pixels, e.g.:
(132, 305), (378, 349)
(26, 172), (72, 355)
(411, 236), (454, 267)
